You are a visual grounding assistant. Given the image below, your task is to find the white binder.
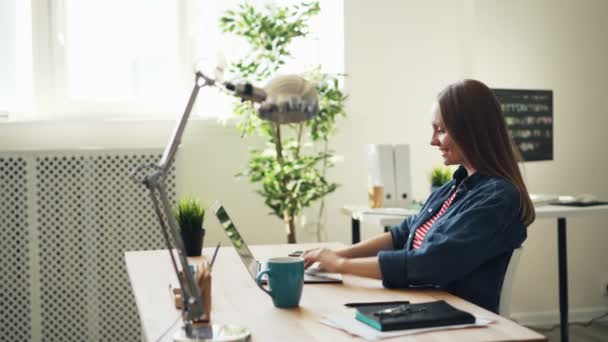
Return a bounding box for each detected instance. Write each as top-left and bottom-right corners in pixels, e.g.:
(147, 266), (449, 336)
(367, 144), (397, 207)
(366, 144), (412, 208)
(394, 144), (413, 208)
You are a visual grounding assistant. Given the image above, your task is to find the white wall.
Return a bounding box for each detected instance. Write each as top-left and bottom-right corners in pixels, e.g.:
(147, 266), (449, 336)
(341, 0), (608, 323)
(471, 0), (608, 323)
(1, 0), (606, 323)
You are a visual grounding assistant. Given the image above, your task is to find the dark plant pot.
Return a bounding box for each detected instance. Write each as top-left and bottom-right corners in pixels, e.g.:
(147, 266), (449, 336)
(181, 228), (205, 257)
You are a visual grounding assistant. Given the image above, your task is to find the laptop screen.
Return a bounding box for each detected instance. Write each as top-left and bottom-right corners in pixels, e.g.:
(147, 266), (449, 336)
(209, 200), (258, 279)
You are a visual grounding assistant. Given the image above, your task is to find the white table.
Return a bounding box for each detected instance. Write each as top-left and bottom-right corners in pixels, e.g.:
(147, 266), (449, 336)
(535, 204), (608, 342)
(340, 206), (419, 244)
(342, 203), (608, 342)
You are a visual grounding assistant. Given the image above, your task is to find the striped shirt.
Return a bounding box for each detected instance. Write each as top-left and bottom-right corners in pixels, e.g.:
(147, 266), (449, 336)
(412, 190), (457, 249)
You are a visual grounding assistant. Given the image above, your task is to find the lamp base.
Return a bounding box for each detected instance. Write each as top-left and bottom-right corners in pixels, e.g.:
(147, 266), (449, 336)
(174, 324), (251, 342)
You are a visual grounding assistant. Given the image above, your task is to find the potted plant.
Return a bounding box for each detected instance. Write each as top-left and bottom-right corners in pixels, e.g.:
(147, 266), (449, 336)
(173, 196), (206, 257)
(430, 165), (453, 192)
(220, 1), (347, 244)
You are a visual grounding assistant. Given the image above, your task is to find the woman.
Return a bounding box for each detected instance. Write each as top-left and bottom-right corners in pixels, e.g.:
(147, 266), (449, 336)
(302, 79), (535, 313)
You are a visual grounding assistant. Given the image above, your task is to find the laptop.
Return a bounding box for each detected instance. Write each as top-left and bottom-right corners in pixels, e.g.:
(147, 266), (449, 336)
(209, 200), (342, 284)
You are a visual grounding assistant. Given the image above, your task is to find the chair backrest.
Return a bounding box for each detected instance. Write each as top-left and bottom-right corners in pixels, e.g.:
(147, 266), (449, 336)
(499, 247), (523, 318)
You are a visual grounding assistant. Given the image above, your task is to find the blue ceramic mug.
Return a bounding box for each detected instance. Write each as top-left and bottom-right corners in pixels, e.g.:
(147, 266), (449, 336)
(256, 257), (304, 308)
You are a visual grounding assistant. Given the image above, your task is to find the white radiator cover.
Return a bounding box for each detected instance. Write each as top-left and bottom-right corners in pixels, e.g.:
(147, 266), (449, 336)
(0, 150), (176, 342)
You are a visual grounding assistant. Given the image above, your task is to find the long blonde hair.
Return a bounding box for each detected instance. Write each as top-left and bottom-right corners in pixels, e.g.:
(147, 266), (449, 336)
(438, 79), (535, 226)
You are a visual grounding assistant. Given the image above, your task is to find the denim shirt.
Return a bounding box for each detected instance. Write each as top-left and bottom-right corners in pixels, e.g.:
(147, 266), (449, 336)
(378, 166), (527, 313)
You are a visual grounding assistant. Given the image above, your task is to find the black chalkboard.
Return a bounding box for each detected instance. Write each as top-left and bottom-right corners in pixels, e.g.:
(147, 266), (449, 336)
(492, 89), (553, 161)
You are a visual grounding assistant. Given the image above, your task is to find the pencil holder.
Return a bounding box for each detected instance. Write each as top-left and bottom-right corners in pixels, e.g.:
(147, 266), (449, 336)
(195, 262), (212, 323)
(173, 259), (212, 323)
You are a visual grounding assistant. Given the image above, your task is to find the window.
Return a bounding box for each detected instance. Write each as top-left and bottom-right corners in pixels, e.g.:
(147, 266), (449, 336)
(0, 0), (32, 116)
(0, 0), (343, 120)
(63, 0), (178, 105)
(52, 0), (181, 118)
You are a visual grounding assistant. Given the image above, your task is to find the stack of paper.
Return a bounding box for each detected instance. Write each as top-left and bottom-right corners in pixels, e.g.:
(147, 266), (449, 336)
(320, 313), (493, 341)
(529, 193), (559, 206)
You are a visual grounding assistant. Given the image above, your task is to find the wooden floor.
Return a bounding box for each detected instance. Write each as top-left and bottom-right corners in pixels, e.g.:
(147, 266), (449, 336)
(529, 323), (608, 342)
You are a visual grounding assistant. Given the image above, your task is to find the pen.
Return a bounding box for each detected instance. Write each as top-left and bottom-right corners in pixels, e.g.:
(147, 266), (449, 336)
(209, 241), (221, 271)
(344, 300), (410, 308)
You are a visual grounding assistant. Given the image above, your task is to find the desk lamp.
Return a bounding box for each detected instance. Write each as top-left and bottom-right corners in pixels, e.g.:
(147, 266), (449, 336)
(130, 68), (319, 342)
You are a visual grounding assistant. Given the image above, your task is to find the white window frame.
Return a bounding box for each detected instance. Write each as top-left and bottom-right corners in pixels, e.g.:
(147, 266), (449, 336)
(18, 0), (343, 122)
(29, 0), (191, 121)
(0, 0), (33, 118)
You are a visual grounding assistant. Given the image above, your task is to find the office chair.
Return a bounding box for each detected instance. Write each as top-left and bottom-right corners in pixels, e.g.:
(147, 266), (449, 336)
(499, 247), (523, 318)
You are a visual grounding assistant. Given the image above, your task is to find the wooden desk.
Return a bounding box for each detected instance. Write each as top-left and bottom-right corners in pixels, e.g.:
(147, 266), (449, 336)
(125, 243), (545, 341)
(343, 204), (608, 342)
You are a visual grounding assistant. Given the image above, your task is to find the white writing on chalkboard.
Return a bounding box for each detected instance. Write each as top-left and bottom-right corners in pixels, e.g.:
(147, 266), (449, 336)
(493, 89), (553, 162)
(505, 116), (553, 126)
(502, 103), (550, 113)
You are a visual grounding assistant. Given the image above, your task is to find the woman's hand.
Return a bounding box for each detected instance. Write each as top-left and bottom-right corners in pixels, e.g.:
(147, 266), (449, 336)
(302, 248), (346, 273)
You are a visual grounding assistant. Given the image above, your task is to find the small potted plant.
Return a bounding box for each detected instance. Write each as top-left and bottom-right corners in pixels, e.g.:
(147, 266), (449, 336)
(173, 196), (206, 257)
(430, 165), (453, 192)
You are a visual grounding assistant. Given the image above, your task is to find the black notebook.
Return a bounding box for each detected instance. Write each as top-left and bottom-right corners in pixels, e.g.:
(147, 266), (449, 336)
(355, 300), (475, 331)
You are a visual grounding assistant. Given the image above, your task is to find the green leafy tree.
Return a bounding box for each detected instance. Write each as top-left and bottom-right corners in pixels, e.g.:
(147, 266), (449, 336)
(220, 1), (347, 243)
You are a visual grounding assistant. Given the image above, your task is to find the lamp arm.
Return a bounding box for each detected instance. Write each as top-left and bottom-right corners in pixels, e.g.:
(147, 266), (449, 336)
(133, 71), (215, 324)
(145, 182), (205, 322)
(160, 182), (206, 320)
(158, 71), (215, 176)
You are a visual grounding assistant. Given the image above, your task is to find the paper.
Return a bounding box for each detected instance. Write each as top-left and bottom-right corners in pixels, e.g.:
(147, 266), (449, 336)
(320, 313), (493, 341)
(529, 193), (559, 205)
